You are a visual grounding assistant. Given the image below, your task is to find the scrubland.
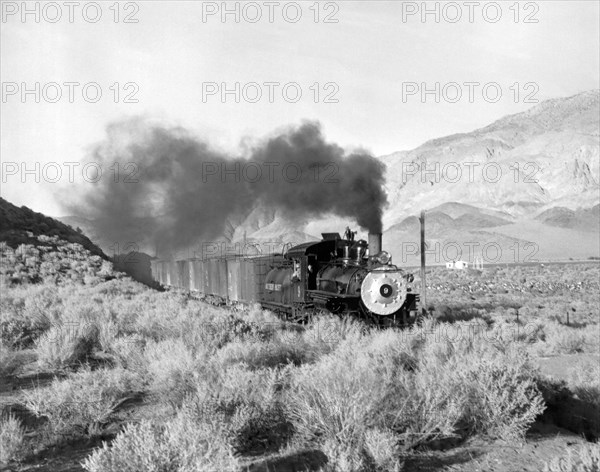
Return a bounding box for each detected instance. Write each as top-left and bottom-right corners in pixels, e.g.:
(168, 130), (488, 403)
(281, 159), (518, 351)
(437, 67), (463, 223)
(1, 238), (599, 471)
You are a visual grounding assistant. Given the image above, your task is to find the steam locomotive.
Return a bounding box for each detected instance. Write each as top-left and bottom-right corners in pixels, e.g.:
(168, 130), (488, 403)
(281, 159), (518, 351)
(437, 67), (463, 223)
(151, 231), (419, 325)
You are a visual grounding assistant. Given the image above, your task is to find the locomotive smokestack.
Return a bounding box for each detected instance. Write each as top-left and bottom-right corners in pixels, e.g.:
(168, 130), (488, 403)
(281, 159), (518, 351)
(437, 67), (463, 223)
(368, 233), (382, 255)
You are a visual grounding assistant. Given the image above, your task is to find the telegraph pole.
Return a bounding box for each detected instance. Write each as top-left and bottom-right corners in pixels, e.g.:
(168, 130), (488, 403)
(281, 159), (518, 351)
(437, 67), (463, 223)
(420, 210), (427, 316)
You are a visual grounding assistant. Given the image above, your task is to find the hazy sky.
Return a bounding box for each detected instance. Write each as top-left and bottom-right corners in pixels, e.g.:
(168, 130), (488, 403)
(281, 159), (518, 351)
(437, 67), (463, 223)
(1, 1), (599, 216)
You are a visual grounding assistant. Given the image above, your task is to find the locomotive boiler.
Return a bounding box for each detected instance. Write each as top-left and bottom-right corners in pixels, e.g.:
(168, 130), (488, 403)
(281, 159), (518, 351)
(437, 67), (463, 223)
(151, 231), (419, 325)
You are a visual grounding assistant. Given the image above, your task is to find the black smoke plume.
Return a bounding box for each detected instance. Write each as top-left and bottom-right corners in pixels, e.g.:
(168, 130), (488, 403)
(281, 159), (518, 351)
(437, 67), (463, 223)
(65, 118), (387, 254)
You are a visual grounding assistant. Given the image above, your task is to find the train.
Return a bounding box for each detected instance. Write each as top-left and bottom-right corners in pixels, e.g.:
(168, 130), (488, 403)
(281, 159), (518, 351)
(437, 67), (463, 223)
(150, 230), (419, 325)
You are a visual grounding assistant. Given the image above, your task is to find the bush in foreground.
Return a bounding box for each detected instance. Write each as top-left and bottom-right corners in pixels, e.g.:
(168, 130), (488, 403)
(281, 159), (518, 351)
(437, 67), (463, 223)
(23, 367), (143, 440)
(35, 323), (100, 369)
(82, 403), (239, 472)
(287, 321), (544, 471)
(0, 342), (21, 378)
(0, 413), (26, 464)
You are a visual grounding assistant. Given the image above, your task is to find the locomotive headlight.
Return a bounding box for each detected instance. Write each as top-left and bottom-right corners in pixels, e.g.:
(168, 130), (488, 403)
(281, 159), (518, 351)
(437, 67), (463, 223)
(377, 251), (391, 265)
(360, 269), (407, 316)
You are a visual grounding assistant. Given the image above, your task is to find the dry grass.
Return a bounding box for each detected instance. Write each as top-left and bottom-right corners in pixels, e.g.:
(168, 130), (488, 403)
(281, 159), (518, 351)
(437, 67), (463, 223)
(0, 341), (21, 377)
(287, 321), (544, 470)
(141, 338), (207, 407)
(568, 362), (600, 407)
(82, 405), (239, 472)
(543, 442), (600, 472)
(23, 367), (143, 440)
(0, 413), (26, 464)
(35, 322), (100, 369)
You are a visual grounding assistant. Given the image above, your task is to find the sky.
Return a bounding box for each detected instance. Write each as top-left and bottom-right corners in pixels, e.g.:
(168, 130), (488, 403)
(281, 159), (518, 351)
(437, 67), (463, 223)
(1, 0), (599, 216)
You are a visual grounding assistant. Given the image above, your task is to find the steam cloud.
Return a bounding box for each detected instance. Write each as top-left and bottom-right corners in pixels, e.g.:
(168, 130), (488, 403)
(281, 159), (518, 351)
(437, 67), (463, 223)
(65, 118), (387, 254)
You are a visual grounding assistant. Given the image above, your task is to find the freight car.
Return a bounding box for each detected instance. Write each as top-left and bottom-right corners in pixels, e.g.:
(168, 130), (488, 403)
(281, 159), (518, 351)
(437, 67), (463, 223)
(151, 231), (419, 325)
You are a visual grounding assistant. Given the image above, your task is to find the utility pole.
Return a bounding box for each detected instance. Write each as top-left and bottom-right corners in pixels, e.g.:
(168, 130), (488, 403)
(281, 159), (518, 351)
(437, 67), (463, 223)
(420, 210), (427, 316)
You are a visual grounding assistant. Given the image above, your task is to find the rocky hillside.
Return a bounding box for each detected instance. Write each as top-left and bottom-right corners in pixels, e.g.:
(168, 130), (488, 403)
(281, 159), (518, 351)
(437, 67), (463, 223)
(0, 198), (107, 259)
(379, 90), (599, 225)
(0, 198), (161, 287)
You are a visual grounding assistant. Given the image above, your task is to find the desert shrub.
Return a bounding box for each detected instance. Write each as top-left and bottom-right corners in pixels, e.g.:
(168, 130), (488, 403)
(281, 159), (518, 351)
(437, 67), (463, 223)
(142, 338), (207, 407)
(0, 236), (115, 287)
(215, 337), (304, 369)
(363, 428), (404, 472)
(416, 321), (545, 441)
(129, 296), (184, 342)
(97, 319), (120, 353)
(190, 364), (292, 454)
(288, 329), (428, 470)
(548, 331), (587, 354)
(109, 334), (147, 371)
(82, 403), (239, 472)
(183, 309), (282, 352)
(543, 442), (600, 472)
(434, 305), (491, 324)
(23, 367), (143, 439)
(453, 353), (544, 440)
(87, 278), (146, 299)
(482, 317), (547, 350)
(35, 322), (100, 369)
(0, 315), (39, 349)
(531, 321), (593, 355)
(310, 315), (368, 345)
(0, 413), (26, 463)
(0, 341), (21, 377)
(213, 321), (336, 369)
(288, 320), (544, 470)
(513, 320), (546, 344)
(569, 362), (600, 407)
(0, 284), (59, 348)
(319, 437), (368, 472)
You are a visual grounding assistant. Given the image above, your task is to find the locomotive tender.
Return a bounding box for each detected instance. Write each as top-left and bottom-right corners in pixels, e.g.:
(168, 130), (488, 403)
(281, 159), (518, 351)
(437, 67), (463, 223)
(151, 231), (419, 325)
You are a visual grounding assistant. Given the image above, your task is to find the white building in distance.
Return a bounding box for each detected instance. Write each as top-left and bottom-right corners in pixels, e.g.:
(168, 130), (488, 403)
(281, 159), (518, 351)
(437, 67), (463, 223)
(446, 260), (469, 270)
